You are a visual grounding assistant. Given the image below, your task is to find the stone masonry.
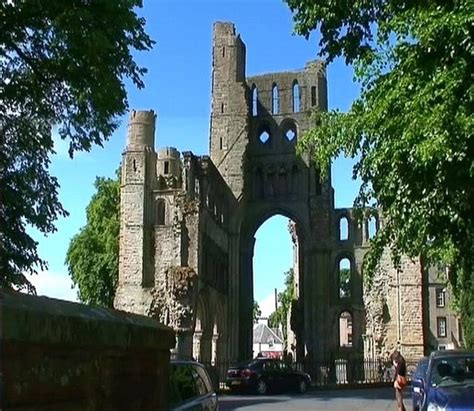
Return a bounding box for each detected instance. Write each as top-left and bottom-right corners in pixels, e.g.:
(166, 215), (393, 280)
(114, 22), (425, 367)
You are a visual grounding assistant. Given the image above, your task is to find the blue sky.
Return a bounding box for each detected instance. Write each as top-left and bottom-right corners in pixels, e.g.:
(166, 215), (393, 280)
(29, 0), (360, 313)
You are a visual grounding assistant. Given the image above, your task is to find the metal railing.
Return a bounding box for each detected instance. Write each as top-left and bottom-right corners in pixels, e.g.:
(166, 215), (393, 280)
(200, 357), (420, 390)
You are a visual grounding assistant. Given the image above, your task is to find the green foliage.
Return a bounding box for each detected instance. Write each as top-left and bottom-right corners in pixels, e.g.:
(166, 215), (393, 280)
(66, 173), (119, 307)
(268, 268), (295, 343)
(286, 0), (473, 346)
(339, 268), (351, 298)
(253, 300), (262, 323)
(0, 0), (153, 292)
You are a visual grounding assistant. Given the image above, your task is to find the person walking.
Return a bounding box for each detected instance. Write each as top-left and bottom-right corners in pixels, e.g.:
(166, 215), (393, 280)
(391, 350), (407, 411)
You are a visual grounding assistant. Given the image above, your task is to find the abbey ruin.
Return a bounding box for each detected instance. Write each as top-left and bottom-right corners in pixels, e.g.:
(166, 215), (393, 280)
(114, 22), (425, 366)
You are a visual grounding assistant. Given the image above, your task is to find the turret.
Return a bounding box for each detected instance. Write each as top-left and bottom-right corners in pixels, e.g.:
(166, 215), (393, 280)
(157, 147), (181, 178)
(126, 110), (156, 150)
(115, 110), (156, 314)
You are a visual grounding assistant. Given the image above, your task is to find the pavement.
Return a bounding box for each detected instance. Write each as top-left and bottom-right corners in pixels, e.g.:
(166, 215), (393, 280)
(218, 386), (410, 410)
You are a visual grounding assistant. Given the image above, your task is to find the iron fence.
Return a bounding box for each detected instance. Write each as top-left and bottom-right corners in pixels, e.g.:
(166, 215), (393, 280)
(201, 357), (420, 390)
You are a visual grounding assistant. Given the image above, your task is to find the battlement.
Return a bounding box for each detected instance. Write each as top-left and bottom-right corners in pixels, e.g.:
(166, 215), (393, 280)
(129, 109), (156, 124)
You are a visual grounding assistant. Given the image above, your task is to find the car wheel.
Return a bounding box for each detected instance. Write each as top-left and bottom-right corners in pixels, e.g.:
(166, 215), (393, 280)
(298, 380), (307, 394)
(256, 379), (267, 395)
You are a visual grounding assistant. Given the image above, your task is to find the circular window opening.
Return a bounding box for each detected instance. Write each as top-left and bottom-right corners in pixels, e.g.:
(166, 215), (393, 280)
(259, 130), (270, 144)
(285, 129), (296, 141)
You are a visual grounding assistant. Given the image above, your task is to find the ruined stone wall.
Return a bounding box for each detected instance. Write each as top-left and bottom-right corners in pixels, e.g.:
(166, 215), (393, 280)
(116, 22), (427, 365)
(1, 290), (175, 411)
(363, 249), (424, 360)
(209, 22), (249, 197)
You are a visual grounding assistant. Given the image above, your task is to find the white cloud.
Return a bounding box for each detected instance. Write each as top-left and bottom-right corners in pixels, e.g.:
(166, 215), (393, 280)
(27, 270), (79, 302)
(259, 293), (278, 318)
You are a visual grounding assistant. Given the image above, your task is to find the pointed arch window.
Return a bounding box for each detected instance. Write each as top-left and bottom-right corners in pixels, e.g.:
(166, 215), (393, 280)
(272, 83), (279, 114)
(339, 216), (349, 241)
(251, 85), (258, 117)
(292, 80), (300, 112)
(339, 258), (351, 298)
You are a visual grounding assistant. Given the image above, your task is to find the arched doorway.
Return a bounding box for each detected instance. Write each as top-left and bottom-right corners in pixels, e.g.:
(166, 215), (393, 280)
(231, 204), (311, 362)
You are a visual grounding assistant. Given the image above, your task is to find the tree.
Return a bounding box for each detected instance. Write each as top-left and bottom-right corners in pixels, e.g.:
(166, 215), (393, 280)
(0, 0), (153, 292)
(339, 268), (350, 298)
(65, 173), (119, 307)
(268, 268), (295, 342)
(286, 0), (473, 346)
(253, 301), (261, 323)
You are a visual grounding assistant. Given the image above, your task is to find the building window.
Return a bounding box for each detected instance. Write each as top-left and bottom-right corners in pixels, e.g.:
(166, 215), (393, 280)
(339, 216), (349, 241)
(339, 258), (351, 298)
(156, 200), (165, 225)
(437, 317), (447, 338)
(164, 161), (169, 174)
(292, 80), (300, 112)
(367, 215), (377, 239)
(272, 83), (279, 114)
(258, 129), (270, 144)
(251, 85), (258, 117)
(436, 288), (446, 308)
(311, 86), (317, 106)
(339, 311), (353, 347)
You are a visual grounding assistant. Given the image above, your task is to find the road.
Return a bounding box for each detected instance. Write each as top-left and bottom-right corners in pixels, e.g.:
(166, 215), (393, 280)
(219, 387), (410, 411)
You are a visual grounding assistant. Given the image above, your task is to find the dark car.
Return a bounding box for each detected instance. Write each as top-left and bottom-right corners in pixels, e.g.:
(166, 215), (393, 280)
(411, 350), (474, 411)
(412, 356), (429, 411)
(226, 358), (311, 395)
(169, 360), (218, 410)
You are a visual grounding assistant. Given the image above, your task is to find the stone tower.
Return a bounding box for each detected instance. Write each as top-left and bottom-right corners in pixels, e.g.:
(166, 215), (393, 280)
(209, 22), (249, 197)
(115, 110), (156, 313)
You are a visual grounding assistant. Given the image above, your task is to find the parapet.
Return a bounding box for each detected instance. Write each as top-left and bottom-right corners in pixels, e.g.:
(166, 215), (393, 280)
(126, 109), (156, 150)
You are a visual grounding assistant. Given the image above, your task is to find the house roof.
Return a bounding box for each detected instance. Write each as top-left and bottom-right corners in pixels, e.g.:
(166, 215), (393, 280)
(253, 323), (284, 344)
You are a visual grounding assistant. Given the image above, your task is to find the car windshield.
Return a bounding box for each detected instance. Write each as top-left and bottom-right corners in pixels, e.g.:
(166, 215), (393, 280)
(234, 360), (262, 369)
(430, 355), (474, 387)
(414, 358), (429, 379)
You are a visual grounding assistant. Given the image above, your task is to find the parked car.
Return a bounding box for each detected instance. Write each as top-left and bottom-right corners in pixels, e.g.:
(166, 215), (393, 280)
(411, 350), (474, 411)
(412, 356), (429, 411)
(169, 360), (218, 410)
(226, 358), (311, 395)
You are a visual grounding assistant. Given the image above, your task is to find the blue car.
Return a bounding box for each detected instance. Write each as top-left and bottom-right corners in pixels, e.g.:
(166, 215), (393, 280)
(412, 356), (429, 411)
(411, 350), (474, 411)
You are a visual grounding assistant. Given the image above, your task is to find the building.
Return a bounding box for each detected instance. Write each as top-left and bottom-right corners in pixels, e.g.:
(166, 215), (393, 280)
(424, 265), (463, 351)
(253, 320), (284, 359)
(115, 21), (427, 366)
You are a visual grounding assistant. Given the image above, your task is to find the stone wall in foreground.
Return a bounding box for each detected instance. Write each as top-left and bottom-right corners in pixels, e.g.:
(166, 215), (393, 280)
(0, 290), (175, 411)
